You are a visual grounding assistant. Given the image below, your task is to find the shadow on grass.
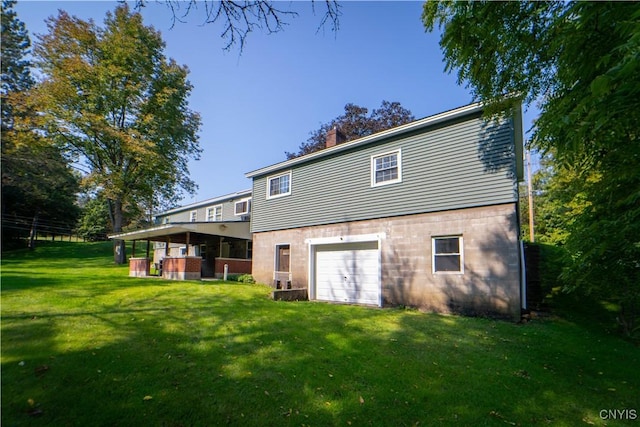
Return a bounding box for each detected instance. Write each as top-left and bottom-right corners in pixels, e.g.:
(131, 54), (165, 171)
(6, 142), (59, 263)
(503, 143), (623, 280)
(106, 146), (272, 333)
(2, 240), (115, 261)
(3, 284), (639, 426)
(2, 241), (639, 425)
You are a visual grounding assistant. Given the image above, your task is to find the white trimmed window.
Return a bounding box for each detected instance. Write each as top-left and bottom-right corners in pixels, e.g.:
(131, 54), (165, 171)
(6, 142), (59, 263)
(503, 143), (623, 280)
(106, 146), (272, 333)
(207, 205), (222, 222)
(235, 198), (251, 216)
(432, 236), (463, 273)
(189, 210), (197, 222)
(162, 216), (170, 224)
(267, 171), (292, 199)
(371, 149), (402, 187)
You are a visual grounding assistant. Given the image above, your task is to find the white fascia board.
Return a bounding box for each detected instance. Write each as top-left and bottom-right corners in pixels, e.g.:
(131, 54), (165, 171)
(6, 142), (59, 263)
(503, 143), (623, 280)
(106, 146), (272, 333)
(245, 102), (484, 179)
(305, 233), (386, 246)
(108, 224), (185, 240)
(108, 221), (251, 241)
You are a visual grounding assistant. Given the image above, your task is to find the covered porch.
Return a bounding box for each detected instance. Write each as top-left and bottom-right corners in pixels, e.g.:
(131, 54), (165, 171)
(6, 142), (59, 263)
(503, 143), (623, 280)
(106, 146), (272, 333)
(109, 221), (252, 281)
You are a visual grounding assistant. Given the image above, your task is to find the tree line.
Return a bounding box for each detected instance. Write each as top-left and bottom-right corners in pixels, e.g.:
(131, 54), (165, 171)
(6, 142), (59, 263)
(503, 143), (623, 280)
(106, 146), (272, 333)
(3, 0), (637, 336)
(1, 0), (411, 257)
(424, 1), (639, 337)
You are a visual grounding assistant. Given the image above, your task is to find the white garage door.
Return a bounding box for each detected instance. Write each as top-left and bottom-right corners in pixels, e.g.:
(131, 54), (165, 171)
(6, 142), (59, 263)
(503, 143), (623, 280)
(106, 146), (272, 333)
(315, 241), (380, 306)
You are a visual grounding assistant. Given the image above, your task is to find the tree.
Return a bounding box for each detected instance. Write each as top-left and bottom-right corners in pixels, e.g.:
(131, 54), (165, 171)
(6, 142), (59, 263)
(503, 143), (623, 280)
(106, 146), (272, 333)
(1, 0), (80, 250)
(31, 4), (202, 263)
(286, 100), (414, 159)
(1, 0), (33, 125)
(423, 1), (640, 336)
(76, 193), (111, 242)
(133, 0), (341, 51)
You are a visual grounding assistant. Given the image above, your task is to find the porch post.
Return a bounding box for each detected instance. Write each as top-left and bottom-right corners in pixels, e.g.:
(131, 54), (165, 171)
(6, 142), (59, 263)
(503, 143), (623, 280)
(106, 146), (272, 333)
(132, 240), (136, 257)
(186, 232), (191, 255)
(146, 240), (150, 259)
(165, 237), (170, 256)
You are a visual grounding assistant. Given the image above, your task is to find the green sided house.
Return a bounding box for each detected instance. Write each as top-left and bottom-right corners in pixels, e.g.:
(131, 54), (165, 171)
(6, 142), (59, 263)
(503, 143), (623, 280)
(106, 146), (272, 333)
(110, 190), (253, 280)
(245, 102), (525, 319)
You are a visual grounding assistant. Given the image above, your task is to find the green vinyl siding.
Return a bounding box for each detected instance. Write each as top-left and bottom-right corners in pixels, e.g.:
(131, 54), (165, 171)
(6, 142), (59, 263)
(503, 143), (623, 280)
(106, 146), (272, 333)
(250, 114), (517, 233)
(155, 193), (251, 224)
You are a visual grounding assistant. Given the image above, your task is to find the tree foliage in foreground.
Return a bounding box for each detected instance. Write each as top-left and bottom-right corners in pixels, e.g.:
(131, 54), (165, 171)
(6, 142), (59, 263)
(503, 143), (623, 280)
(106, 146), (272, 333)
(30, 4), (202, 263)
(424, 1), (640, 336)
(1, 0), (80, 249)
(286, 101), (414, 159)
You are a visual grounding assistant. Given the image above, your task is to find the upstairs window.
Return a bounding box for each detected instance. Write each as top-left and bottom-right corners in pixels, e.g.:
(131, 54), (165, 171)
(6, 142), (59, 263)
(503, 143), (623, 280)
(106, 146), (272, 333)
(189, 210), (197, 222)
(372, 150), (402, 187)
(432, 236), (463, 273)
(235, 199), (250, 216)
(207, 205), (222, 222)
(267, 171), (292, 199)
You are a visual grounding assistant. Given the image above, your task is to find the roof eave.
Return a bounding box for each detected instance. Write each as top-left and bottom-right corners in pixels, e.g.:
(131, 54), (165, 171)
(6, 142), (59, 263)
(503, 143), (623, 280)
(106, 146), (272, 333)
(245, 101), (484, 179)
(108, 221), (252, 241)
(154, 189), (252, 217)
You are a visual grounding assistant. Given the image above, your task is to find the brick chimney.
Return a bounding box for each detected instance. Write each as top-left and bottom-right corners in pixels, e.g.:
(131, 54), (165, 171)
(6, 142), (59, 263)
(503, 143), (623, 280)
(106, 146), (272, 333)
(325, 127), (347, 148)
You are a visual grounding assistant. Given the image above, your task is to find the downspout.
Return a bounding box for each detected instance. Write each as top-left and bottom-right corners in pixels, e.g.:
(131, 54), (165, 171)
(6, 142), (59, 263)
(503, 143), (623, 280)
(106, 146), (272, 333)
(520, 240), (527, 312)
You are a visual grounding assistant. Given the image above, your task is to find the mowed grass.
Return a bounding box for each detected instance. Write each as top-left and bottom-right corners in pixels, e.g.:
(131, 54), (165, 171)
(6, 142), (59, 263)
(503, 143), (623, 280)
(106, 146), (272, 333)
(1, 242), (638, 426)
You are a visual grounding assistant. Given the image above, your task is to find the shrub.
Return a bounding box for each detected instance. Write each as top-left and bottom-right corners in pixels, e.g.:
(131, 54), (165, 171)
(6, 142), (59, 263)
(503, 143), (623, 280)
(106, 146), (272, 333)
(225, 274), (255, 284)
(237, 274), (255, 284)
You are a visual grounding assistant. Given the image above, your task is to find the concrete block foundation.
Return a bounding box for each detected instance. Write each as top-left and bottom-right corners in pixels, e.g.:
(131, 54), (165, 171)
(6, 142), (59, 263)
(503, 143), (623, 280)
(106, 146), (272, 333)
(252, 203), (522, 319)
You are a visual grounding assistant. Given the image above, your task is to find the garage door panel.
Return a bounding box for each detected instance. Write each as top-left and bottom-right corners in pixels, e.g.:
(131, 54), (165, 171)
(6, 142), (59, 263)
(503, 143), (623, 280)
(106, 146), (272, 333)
(315, 241), (380, 306)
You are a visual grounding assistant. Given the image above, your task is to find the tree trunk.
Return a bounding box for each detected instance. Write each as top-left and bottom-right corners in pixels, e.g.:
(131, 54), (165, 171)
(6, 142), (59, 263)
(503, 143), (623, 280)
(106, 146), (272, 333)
(113, 239), (126, 265)
(110, 198), (126, 264)
(28, 212), (39, 250)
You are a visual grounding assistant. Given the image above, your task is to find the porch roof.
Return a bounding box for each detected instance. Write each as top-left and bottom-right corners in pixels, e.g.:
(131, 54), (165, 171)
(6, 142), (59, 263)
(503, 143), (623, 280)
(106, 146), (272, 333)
(108, 221), (251, 243)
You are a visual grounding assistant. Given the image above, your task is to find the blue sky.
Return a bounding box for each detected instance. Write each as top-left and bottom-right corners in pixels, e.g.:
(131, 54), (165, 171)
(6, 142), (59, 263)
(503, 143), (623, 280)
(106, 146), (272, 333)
(16, 1), (537, 203)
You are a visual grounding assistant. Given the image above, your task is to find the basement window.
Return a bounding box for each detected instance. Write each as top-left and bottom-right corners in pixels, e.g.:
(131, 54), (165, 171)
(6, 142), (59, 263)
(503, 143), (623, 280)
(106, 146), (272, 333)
(432, 236), (463, 274)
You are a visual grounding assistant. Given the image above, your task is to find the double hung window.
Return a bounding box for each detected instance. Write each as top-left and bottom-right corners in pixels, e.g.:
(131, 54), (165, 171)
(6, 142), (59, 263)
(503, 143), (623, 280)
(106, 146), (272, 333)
(372, 150), (402, 186)
(207, 205), (222, 222)
(432, 236), (463, 273)
(267, 171), (291, 199)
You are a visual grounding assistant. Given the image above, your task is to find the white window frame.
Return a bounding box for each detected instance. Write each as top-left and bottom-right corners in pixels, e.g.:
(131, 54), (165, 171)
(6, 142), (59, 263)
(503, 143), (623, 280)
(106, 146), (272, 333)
(371, 149), (402, 187)
(207, 205), (223, 222)
(267, 171), (292, 199)
(234, 198), (251, 216)
(432, 235), (464, 274)
(189, 210), (197, 222)
(162, 216), (170, 224)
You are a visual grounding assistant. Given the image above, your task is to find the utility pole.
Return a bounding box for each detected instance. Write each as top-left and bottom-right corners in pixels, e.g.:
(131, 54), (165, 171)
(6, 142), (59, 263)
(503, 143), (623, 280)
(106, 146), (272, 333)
(526, 150), (535, 242)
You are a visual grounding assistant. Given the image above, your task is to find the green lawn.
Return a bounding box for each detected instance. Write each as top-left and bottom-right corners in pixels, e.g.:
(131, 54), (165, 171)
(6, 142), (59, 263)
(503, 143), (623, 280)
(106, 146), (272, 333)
(1, 241), (638, 426)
